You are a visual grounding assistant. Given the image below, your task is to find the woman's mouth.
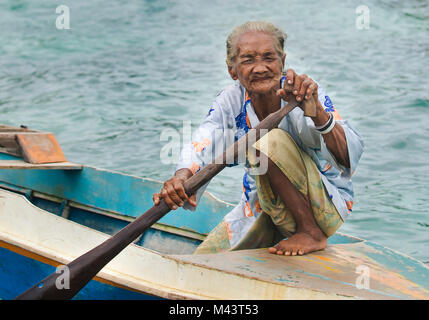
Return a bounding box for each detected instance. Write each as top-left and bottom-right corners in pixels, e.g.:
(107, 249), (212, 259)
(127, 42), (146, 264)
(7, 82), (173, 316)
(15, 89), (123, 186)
(251, 77), (272, 82)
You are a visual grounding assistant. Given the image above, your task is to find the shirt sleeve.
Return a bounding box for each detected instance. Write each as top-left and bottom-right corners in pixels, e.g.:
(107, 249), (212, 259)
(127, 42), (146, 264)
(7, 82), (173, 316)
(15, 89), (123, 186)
(175, 99), (231, 210)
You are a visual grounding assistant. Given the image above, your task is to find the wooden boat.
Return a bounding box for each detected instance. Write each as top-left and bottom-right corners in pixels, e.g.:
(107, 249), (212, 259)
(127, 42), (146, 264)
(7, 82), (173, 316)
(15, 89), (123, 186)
(0, 131), (428, 300)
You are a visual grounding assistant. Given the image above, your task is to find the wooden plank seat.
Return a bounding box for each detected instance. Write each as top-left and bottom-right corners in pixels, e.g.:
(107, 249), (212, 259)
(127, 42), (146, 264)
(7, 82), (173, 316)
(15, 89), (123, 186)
(0, 124), (81, 170)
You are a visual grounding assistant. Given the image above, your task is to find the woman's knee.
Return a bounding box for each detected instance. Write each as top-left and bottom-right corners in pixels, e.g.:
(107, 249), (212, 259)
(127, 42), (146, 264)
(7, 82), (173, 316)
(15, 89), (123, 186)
(255, 129), (302, 161)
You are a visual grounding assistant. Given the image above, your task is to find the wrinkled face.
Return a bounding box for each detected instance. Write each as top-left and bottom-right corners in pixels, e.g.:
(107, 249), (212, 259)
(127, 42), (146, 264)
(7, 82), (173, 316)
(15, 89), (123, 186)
(228, 31), (285, 95)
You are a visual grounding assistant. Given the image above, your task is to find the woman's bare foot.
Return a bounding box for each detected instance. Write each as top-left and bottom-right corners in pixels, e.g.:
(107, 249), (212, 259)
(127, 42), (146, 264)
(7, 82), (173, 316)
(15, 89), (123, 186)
(268, 229), (327, 256)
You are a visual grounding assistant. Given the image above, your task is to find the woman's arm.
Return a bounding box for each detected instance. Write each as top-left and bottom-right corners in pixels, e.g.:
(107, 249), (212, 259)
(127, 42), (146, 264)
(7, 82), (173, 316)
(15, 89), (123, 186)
(311, 100), (350, 168)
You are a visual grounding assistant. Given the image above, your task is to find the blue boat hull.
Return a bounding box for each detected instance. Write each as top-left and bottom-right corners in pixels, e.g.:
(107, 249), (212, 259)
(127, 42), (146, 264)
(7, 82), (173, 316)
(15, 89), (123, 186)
(0, 243), (157, 300)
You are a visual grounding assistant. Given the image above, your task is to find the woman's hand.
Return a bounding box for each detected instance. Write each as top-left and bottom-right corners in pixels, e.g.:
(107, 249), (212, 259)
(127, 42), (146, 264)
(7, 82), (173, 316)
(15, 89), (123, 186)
(277, 69), (350, 168)
(152, 168), (197, 210)
(276, 69), (319, 104)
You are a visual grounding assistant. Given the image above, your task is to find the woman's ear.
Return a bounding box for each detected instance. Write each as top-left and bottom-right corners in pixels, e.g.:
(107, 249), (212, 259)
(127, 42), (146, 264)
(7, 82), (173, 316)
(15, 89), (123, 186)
(281, 53), (286, 68)
(228, 65), (238, 80)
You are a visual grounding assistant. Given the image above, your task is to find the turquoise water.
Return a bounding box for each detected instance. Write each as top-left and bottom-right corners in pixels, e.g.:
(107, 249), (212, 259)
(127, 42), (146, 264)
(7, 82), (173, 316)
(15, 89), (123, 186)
(0, 0), (428, 264)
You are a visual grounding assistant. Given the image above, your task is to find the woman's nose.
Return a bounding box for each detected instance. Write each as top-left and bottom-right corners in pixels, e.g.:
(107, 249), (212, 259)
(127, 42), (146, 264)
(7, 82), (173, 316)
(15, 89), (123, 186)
(253, 61), (269, 73)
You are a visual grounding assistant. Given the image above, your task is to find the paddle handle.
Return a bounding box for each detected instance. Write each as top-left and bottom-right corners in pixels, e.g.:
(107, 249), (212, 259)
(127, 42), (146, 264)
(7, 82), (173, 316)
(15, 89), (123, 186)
(15, 101), (298, 300)
(282, 82), (317, 118)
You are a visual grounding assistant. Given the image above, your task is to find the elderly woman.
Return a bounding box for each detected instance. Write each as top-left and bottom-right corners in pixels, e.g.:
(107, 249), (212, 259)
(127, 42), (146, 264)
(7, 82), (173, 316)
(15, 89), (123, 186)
(153, 21), (364, 256)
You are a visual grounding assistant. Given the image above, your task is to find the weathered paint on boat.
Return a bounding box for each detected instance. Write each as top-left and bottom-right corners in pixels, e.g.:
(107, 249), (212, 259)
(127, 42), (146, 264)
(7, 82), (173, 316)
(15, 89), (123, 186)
(0, 153), (428, 299)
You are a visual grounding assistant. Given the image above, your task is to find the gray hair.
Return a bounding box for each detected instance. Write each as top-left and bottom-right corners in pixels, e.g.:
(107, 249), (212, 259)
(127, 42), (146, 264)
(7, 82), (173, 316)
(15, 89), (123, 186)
(226, 21), (287, 67)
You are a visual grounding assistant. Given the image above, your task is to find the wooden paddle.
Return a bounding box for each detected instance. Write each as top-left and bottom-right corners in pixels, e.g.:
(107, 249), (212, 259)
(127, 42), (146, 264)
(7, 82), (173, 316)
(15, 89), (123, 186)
(15, 97), (303, 300)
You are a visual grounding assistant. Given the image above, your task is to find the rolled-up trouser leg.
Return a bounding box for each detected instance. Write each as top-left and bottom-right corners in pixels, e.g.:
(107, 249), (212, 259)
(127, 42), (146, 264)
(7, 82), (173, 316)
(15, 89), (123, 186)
(194, 129), (343, 254)
(245, 129), (344, 240)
